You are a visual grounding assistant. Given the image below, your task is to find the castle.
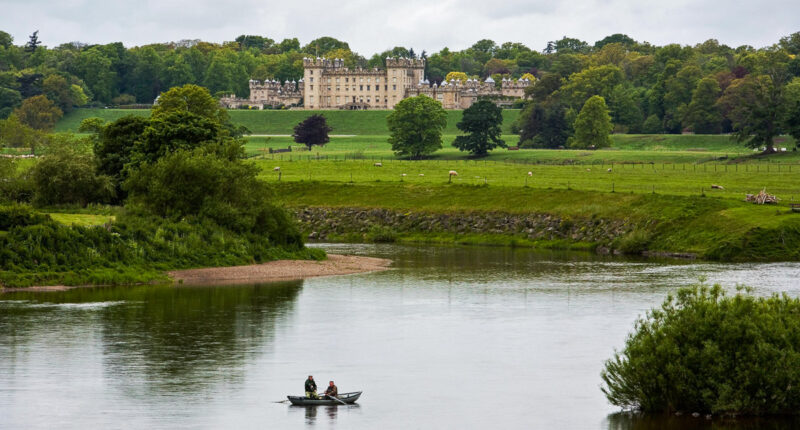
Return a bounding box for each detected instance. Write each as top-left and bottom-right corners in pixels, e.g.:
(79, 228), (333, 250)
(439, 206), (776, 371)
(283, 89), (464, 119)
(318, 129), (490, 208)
(220, 57), (531, 110)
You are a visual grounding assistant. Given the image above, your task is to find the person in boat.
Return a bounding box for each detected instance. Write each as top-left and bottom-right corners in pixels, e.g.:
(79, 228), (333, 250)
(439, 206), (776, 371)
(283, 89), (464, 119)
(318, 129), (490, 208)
(324, 381), (338, 399)
(305, 375), (319, 399)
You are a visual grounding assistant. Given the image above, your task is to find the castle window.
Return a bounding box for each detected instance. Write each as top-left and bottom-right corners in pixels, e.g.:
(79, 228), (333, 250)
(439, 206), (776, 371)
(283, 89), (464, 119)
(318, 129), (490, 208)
(310, 85), (313, 90)
(345, 77), (349, 83)
(392, 85), (396, 90)
(336, 87), (340, 91)
(310, 70), (313, 75)
(327, 87), (331, 91)
(376, 78), (380, 83)
(392, 77), (397, 83)
(367, 85), (370, 91)
(360, 85), (363, 90)
(360, 78), (364, 83)
(336, 96), (340, 103)
(385, 85), (388, 91)
(336, 78), (340, 83)
(310, 77), (314, 82)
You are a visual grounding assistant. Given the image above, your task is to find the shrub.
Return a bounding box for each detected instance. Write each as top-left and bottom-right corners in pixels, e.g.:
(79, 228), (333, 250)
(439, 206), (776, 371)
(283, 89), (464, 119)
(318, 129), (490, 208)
(602, 282), (800, 415)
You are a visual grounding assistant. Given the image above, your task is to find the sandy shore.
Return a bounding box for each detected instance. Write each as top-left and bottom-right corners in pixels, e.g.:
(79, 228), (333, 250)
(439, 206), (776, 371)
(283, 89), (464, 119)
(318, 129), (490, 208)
(1, 254), (392, 292)
(167, 254), (392, 286)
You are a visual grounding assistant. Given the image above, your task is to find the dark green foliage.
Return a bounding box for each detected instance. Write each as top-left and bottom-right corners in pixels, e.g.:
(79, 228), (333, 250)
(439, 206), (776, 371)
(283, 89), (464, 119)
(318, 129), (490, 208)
(683, 77), (723, 134)
(452, 100), (505, 156)
(0, 204), (49, 229)
(133, 110), (223, 166)
(602, 282), (800, 415)
(90, 115), (148, 201)
(0, 205), (323, 288)
(517, 103), (570, 148)
(293, 114), (332, 150)
(387, 95), (447, 158)
(30, 135), (113, 206)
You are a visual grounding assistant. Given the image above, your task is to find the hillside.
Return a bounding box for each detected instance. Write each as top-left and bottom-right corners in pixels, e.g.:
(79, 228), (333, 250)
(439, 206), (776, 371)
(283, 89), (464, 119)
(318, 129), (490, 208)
(55, 108), (522, 135)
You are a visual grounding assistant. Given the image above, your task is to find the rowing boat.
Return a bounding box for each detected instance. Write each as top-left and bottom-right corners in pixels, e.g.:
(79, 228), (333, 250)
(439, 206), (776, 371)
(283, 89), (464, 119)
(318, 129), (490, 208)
(287, 391), (362, 406)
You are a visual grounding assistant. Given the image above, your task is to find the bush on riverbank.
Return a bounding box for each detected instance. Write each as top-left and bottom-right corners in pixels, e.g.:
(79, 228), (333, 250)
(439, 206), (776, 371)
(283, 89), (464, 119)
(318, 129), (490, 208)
(602, 282), (800, 416)
(0, 205), (324, 288)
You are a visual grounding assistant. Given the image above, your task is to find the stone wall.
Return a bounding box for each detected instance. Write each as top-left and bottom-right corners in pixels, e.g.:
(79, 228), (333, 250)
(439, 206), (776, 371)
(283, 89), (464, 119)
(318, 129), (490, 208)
(292, 207), (634, 247)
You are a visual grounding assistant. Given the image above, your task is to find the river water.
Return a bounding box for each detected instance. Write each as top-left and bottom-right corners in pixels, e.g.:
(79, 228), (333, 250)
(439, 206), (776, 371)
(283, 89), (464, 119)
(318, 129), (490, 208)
(1, 244), (800, 430)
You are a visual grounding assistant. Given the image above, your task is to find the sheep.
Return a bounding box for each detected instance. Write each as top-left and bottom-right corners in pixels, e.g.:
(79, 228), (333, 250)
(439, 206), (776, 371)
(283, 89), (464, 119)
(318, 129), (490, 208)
(711, 184), (725, 190)
(273, 166), (281, 171)
(586, 168), (591, 172)
(449, 170), (458, 176)
(419, 173), (425, 176)
(527, 171), (533, 177)
(607, 168), (612, 172)
(374, 162), (383, 167)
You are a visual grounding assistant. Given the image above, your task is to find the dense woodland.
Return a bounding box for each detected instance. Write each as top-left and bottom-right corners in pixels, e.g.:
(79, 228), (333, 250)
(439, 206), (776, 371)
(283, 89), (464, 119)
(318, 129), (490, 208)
(1, 30), (800, 144)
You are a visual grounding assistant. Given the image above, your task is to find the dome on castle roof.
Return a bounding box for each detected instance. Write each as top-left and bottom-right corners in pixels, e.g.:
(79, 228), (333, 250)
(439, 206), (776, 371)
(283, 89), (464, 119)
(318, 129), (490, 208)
(424, 79), (430, 84)
(485, 77), (495, 83)
(298, 78), (304, 82)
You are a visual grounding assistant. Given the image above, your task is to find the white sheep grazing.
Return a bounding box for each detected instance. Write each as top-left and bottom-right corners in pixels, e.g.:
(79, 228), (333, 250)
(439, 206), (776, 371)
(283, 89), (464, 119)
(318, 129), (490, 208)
(586, 168), (591, 172)
(419, 173), (425, 176)
(273, 166), (281, 171)
(527, 171), (533, 176)
(374, 162), (383, 167)
(449, 170), (458, 176)
(607, 168), (612, 172)
(401, 173), (407, 177)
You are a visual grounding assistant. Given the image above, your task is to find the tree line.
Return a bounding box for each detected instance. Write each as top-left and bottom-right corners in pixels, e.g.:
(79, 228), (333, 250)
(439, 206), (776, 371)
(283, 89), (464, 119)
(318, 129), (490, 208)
(1, 29), (800, 148)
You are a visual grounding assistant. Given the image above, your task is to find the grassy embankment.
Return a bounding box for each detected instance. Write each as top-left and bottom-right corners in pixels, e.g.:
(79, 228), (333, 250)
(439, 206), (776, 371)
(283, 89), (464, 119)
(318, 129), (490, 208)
(49, 109), (800, 260)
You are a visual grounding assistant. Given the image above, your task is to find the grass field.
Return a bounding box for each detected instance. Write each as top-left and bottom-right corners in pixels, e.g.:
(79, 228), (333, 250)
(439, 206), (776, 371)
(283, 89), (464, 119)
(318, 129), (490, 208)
(55, 108), (521, 135)
(253, 158), (800, 201)
(244, 134), (800, 164)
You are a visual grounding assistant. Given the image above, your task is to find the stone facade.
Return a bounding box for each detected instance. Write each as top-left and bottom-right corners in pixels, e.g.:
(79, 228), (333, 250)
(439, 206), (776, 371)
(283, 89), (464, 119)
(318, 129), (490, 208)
(220, 57), (531, 110)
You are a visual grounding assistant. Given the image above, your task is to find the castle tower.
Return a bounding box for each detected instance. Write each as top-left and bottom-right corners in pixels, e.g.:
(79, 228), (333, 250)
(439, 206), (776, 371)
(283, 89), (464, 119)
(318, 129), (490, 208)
(303, 57), (326, 109)
(385, 58), (425, 109)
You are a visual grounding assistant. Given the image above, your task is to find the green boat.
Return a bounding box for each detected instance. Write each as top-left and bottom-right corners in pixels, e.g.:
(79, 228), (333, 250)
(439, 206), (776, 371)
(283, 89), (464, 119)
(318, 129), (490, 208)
(287, 391), (362, 406)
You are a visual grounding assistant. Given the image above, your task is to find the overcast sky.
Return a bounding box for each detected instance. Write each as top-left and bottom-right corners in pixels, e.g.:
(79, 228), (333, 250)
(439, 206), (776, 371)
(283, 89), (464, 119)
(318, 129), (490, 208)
(3, 0), (798, 54)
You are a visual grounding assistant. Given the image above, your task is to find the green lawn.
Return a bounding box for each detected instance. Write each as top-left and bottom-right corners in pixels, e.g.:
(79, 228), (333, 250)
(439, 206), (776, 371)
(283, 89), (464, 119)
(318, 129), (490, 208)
(45, 213), (115, 226)
(252, 157), (800, 201)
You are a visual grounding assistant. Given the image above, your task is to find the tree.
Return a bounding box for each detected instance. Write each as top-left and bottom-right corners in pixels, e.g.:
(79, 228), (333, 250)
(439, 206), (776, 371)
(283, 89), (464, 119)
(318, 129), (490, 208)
(293, 114), (332, 150)
(444, 71), (468, 83)
(13, 95), (62, 130)
(558, 65), (624, 108)
(717, 74), (782, 152)
(302, 37), (350, 56)
(124, 147), (302, 246)
(0, 114), (44, 152)
(517, 103), (570, 148)
(30, 134), (113, 206)
(134, 111), (227, 167)
(25, 31), (41, 53)
(0, 87), (22, 119)
(152, 84), (229, 126)
(86, 115), (149, 201)
(0, 31), (12, 49)
(602, 282), (800, 415)
(452, 100), (505, 156)
(781, 78), (800, 148)
(571, 95), (612, 149)
(387, 95), (447, 159)
(682, 77), (723, 134)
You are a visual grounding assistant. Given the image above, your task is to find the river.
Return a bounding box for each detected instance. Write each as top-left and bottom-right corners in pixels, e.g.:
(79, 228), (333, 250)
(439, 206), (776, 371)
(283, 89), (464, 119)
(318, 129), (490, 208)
(1, 244), (799, 429)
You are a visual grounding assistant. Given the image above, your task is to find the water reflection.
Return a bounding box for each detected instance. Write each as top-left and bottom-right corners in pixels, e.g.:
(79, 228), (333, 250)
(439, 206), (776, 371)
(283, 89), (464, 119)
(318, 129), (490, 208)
(606, 412), (800, 430)
(1, 281), (303, 396)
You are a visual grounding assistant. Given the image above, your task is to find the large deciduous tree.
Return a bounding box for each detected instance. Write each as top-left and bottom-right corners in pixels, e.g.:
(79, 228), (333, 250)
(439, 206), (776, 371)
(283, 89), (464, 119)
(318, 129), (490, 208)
(682, 77), (723, 134)
(571, 95), (613, 149)
(293, 114), (332, 150)
(452, 100), (505, 157)
(717, 74), (782, 152)
(13, 95), (62, 130)
(387, 95), (447, 159)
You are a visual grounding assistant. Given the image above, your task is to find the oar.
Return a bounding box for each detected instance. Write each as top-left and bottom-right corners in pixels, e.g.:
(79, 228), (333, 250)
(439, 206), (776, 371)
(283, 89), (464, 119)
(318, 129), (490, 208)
(327, 395), (347, 405)
(272, 399), (289, 403)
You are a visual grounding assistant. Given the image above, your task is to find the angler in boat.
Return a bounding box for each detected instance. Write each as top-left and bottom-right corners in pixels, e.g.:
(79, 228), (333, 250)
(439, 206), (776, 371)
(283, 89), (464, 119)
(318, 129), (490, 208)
(304, 375), (318, 399)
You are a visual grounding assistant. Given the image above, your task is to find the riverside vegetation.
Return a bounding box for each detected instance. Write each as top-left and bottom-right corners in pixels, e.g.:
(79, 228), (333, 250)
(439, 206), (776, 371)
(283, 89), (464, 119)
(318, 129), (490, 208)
(602, 281), (800, 416)
(0, 85), (323, 288)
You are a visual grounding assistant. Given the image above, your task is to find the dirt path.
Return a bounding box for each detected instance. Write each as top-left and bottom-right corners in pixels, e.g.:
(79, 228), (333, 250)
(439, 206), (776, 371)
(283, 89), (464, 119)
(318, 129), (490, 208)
(167, 254), (392, 285)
